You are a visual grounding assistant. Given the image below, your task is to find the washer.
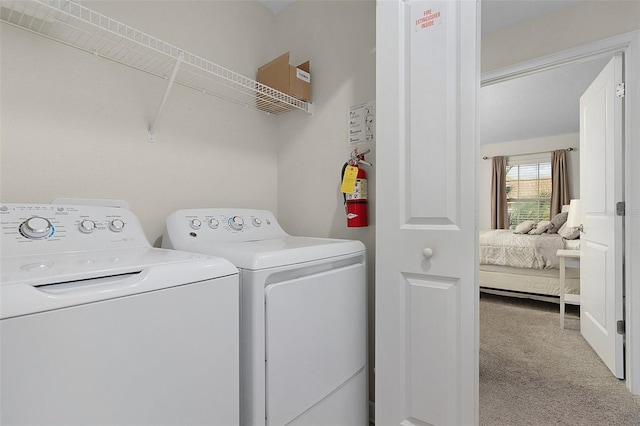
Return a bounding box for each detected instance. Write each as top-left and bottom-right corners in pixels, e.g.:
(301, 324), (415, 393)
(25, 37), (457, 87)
(1, 203), (240, 425)
(163, 208), (367, 426)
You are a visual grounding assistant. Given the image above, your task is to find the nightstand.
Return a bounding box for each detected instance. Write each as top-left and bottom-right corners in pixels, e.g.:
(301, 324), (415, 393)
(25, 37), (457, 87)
(557, 249), (581, 329)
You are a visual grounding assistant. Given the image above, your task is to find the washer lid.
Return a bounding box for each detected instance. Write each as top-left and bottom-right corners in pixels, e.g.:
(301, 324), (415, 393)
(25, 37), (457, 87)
(189, 236), (365, 270)
(0, 247), (238, 319)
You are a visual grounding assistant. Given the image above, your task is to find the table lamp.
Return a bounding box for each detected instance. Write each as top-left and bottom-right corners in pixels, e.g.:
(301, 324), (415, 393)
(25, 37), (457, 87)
(566, 199), (583, 232)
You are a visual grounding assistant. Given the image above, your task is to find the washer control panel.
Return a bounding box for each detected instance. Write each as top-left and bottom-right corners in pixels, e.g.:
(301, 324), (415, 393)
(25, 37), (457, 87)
(163, 208), (288, 247)
(1, 204), (150, 257)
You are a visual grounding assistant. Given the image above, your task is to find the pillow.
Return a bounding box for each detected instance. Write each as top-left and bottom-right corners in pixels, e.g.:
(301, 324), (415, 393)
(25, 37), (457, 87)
(558, 222), (580, 240)
(514, 220), (536, 234)
(529, 220), (552, 235)
(547, 212), (569, 234)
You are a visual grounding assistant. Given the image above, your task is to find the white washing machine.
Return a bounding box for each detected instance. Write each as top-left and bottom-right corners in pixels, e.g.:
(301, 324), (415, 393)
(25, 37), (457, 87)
(162, 208), (367, 426)
(0, 203), (240, 425)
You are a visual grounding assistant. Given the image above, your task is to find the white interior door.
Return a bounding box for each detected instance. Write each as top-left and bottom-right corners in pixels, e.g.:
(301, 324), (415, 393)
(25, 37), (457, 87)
(579, 55), (624, 379)
(375, 1), (478, 425)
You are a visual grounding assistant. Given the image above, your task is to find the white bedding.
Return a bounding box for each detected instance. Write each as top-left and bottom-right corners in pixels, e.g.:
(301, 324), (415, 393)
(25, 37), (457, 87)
(479, 230), (566, 269)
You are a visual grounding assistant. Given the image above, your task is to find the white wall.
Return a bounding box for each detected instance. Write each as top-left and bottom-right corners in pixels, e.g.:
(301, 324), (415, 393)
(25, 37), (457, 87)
(482, 0), (640, 73)
(478, 134), (580, 230)
(273, 0), (377, 402)
(1, 1), (280, 244)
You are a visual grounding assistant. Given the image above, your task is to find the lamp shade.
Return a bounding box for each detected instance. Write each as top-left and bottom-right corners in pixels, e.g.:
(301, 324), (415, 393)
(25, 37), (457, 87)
(566, 199), (583, 228)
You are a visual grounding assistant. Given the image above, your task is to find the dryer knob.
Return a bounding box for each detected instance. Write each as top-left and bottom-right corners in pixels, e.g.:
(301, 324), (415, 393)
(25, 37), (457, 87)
(252, 218), (262, 227)
(109, 219), (125, 233)
(79, 219), (97, 234)
(20, 216), (53, 239)
(208, 218), (220, 229)
(229, 216), (244, 231)
(190, 219), (202, 230)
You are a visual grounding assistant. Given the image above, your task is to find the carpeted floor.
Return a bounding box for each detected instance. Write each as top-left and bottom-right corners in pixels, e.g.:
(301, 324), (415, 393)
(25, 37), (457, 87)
(480, 293), (640, 426)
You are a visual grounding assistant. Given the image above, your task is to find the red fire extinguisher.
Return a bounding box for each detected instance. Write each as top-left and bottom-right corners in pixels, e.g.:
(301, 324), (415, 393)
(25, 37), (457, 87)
(341, 148), (371, 227)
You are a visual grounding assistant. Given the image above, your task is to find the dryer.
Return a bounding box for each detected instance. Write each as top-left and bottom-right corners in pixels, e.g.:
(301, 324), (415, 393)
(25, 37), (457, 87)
(1, 203), (240, 425)
(163, 208), (367, 426)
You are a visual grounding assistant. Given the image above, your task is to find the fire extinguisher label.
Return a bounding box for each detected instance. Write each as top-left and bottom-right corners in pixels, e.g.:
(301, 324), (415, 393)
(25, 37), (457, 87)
(346, 179), (367, 200)
(347, 213), (359, 219)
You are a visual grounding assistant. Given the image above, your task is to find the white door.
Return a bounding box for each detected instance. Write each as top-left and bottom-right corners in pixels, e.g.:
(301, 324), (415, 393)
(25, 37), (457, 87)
(579, 55), (624, 379)
(375, 1), (478, 425)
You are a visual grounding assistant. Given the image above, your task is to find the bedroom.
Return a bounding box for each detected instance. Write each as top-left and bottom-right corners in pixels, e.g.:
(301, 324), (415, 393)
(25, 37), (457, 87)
(478, 55), (611, 301)
(477, 5), (633, 416)
(478, 25), (636, 422)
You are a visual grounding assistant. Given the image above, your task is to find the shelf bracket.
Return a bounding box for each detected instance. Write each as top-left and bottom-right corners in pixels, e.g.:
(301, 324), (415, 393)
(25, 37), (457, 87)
(148, 51), (184, 142)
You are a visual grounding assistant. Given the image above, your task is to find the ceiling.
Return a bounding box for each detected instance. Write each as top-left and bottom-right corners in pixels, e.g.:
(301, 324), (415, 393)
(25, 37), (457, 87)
(480, 1), (596, 145)
(481, 56), (610, 145)
(257, 0), (595, 145)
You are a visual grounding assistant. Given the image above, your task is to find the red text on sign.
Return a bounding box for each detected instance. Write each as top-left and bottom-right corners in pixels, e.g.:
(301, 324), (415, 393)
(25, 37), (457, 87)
(415, 8), (441, 29)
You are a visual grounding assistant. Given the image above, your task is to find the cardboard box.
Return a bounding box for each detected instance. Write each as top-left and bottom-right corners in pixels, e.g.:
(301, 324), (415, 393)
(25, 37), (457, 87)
(257, 52), (311, 103)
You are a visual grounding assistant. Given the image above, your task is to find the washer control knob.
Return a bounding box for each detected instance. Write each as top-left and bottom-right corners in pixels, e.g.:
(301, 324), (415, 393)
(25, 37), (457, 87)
(109, 219), (125, 233)
(79, 219), (97, 234)
(208, 218), (219, 229)
(229, 216), (244, 231)
(190, 219), (202, 230)
(252, 218), (262, 227)
(20, 216), (53, 239)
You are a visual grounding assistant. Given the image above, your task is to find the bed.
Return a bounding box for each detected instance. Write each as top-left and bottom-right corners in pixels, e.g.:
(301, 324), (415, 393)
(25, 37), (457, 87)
(479, 229), (580, 302)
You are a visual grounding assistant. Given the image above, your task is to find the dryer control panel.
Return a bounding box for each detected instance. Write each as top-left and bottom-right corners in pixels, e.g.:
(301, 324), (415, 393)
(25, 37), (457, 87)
(163, 208), (288, 247)
(0, 204), (150, 257)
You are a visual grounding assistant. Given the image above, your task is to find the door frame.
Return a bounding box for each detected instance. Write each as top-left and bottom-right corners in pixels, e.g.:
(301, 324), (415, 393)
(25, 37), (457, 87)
(480, 30), (640, 395)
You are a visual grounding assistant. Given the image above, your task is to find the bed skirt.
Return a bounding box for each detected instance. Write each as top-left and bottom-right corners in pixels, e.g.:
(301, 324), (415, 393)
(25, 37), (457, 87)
(479, 264), (580, 299)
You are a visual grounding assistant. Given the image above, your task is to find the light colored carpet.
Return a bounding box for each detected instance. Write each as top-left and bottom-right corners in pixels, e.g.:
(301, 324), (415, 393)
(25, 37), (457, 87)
(480, 293), (640, 425)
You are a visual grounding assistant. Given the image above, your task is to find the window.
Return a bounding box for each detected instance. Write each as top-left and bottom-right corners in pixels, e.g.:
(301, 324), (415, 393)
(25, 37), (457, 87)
(506, 161), (552, 228)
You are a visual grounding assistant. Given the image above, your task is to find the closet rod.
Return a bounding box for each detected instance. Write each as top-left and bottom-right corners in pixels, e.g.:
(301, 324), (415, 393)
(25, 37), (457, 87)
(482, 147), (574, 160)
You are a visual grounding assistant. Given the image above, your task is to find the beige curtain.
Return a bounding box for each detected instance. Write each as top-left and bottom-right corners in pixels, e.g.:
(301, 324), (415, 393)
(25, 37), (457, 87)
(551, 149), (570, 216)
(491, 156), (508, 229)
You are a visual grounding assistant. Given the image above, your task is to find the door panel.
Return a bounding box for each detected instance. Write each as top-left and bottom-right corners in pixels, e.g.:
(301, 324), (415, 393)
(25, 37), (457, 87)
(407, 1), (459, 223)
(580, 55), (624, 379)
(583, 241), (607, 328)
(376, 0), (478, 424)
(582, 88), (608, 209)
(407, 275), (459, 425)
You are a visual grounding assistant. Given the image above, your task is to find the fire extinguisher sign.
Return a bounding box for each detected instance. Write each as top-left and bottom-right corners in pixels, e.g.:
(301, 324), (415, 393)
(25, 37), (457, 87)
(348, 101), (375, 146)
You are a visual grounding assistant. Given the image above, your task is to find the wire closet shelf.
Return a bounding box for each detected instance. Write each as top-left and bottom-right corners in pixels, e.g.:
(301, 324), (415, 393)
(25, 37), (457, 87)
(0, 0), (313, 136)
